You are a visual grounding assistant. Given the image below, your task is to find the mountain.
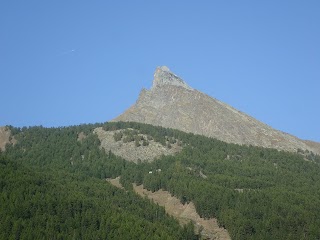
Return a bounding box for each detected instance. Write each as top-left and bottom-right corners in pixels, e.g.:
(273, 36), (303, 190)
(114, 66), (320, 154)
(1, 67), (320, 239)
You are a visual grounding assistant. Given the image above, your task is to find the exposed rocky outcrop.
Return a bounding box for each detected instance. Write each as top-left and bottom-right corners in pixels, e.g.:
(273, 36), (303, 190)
(107, 177), (231, 240)
(114, 66), (320, 155)
(152, 66), (193, 91)
(304, 140), (320, 153)
(133, 183), (231, 240)
(0, 127), (16, 151)
(94, 127), (181, 163)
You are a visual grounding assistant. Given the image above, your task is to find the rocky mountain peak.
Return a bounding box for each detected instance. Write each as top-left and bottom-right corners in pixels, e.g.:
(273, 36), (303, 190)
(152, 66), (193, 91)
(113, 67), (320, 155)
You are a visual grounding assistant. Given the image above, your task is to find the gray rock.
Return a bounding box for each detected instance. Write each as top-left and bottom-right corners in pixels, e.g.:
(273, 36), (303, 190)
(152, 66), (193, 91)
(94, 127), (181, 163)
(113, 66), (320, 155)
(0, 127), (16, 151)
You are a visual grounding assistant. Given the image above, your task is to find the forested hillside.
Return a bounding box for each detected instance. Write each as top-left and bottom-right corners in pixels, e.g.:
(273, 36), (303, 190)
(1, 124), (196, 240)
(2, 122), (320, 239)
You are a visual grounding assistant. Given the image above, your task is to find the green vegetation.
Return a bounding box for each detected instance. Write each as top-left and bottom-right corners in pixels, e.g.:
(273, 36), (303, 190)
(3, 121), (320, 239)
(113, 129), (151, 147)
(103, 122), (320, 240)
(113, 131), (123, 141)
(0, 155), (196, 240)
(2, 124), (197, 240)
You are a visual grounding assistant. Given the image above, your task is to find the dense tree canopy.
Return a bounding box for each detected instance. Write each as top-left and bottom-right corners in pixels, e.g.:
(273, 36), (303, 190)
(2, 124), (197, 240)
(0, 156), (191, 239)
(2, 122), (320, 239)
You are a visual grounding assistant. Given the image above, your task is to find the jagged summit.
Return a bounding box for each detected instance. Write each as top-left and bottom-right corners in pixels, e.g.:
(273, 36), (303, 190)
(152, 66), (193, 91)
(114, 67), (320, 154)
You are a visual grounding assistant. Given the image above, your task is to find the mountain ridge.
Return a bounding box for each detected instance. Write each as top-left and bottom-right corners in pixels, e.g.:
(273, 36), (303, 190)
(114, 66), (320, 154)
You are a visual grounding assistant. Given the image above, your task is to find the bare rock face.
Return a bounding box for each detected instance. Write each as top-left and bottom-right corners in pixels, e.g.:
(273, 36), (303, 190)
(94, 127), (181, 163)
(0, 127), (14, 151)
(152, 66), (193, 91)
(114, 66), (320, 154)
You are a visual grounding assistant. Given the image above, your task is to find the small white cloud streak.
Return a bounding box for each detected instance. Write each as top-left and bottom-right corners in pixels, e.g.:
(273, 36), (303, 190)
(58, 49), (76, 56)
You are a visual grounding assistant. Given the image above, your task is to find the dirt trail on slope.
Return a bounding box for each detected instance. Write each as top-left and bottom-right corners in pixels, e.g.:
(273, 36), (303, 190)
(107, 178), (230, 240)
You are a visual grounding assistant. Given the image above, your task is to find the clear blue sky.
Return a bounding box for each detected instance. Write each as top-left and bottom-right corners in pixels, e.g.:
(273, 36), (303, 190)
(1, 1), (319, 142)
